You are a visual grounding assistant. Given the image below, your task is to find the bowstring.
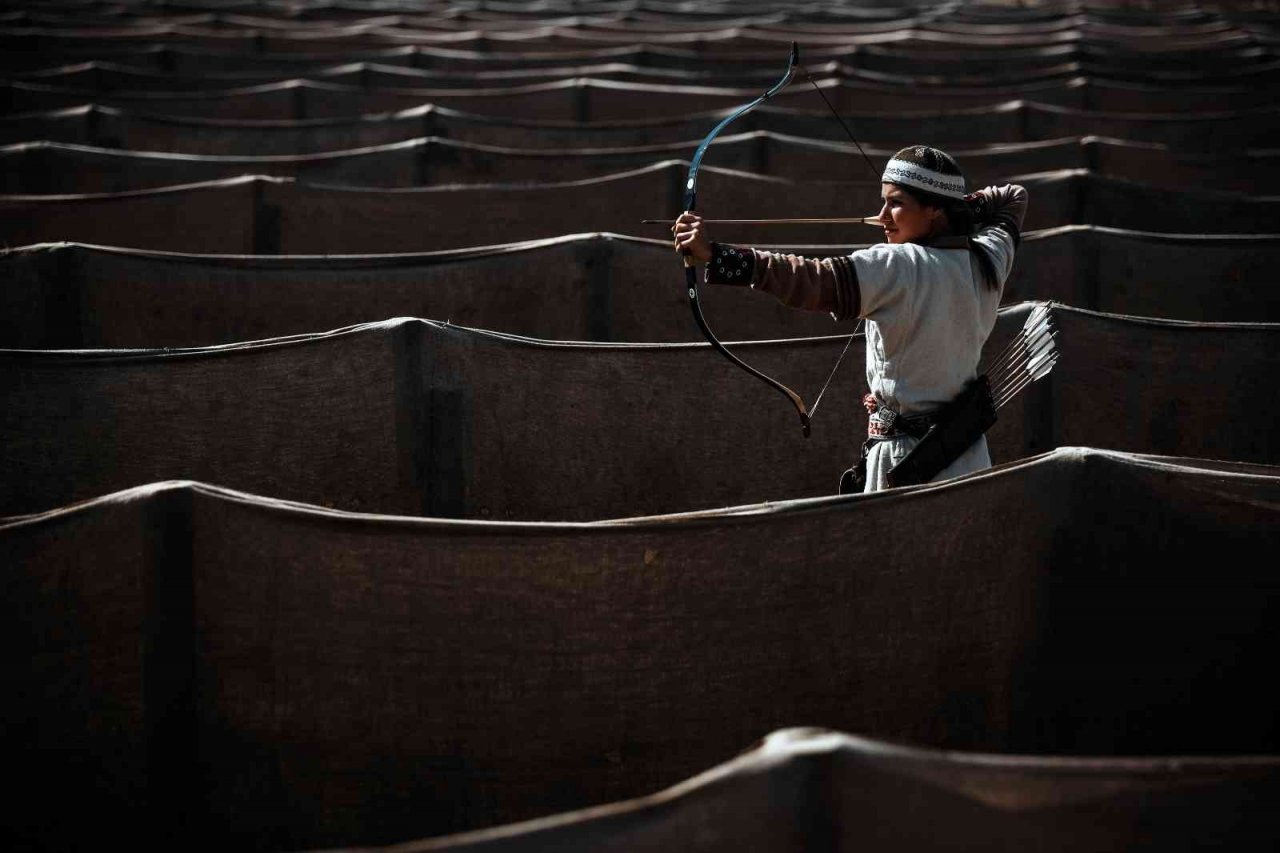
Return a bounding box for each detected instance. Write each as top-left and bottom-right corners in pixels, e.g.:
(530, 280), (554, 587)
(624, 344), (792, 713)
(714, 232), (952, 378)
(793, 61), (884, 422)
(801, 64), (883, 183)
(807, 325), (859, 421)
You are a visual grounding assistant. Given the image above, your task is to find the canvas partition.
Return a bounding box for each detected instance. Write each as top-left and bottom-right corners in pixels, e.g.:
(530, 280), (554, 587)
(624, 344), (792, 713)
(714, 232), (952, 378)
(290, 79), (600, 122)
(349, 63), (1099, 110)
(1006, 228), (1280, 322)
(0, 139), (429, 194)
(216, 169), (1280, 249)
(1, 485), (184, 852)
(10, 134), (1279, 195)
(1024, 102), (1280, 150)
(977, 304), (1280, 468)
(0, 100), (1020, 155)
(520, 29), (1085, 57)
(3, 451), (1278, 850)
(1079, 77), (1279, 112)
(16, 67), (1272, 120)
(3, 230), (1277, 350)
(1067, 170), (1280, 233)
(1080, 171), (1280, 234)
(0, 104), (102, 147)
(262, 163), (883, 254)
(0, 42), (163, 72)
(1060, 58), (1280, 86)
(295, 78), (874, 123)
(0, 176), (261, 254)
(570, 78), (1080, 118)
(9, 60), (373, 94)
(348, 59), (786, 89)
(1088, 141), (1280, 194)
(854, 41), (1078, 75)
(409, 306), (1280, 518)
(0, 25), (175, 54)
(4, 308), (1280, 521)
(370, 42), (1276, 84)
(4, 166), (1271, 254)
(350, 60), (749, 89)
(266, 165), (845, 252)
(134, 105), (440, 156)
(0, 317), (863, 519)
(0, 234), (851, 348)
(407, 43), (663, 73)
(393, 730), (1280, 852)
(1084, 229), (1280, 321)
(417, 101), (1029, 149)
(856, 40), (1268, 79)
(2, 79), (310, 121)
(242, 27), (398, 56)
(414, 133), (1100, 188)
(0, 104), (440, 155)
(932, 32), (1261, 57)
(0, 99), (1028, 149)
(411, 133), (1083, 188)
(1076, 41), (1274, 74)
(161, 44), (427, 75)
(0, 237), (616, 348)
(0, 320), (420, 518)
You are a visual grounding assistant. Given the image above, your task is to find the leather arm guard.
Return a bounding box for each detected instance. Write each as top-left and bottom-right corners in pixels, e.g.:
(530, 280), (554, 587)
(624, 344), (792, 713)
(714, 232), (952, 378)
(885, 376), (998, 489)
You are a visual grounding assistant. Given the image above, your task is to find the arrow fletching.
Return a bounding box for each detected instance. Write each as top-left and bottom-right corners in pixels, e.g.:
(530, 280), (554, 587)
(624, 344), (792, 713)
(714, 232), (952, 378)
(990, 302), (1061, 410)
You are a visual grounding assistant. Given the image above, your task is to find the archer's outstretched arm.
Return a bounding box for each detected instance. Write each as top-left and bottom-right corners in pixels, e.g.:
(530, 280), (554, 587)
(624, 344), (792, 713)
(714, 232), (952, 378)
(672, 212), (859, 321)
(706, 244), (860, 322)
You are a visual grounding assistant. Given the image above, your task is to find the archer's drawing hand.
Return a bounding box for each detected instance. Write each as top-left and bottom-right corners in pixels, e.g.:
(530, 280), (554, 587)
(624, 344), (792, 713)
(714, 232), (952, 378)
(673, 211), (713, 264)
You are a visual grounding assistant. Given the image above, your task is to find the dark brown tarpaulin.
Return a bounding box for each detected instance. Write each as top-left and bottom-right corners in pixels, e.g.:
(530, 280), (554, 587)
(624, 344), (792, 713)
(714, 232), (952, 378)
(7, 37), (1277, 87)
(386, 729), (1280, 852)
(5, 79), (1278, 147)
(7, 96), (1274, 155)
(15, 59), (1277, 112)
(0, 103), (448, 157)
(3, 306), (1278, 520)
(2, 228), (1277, 349)
(0, 76), (1044, 123)
(5, 135), (1278, 194)
(4, 450), (1278, 850)
(3, 22), (1266, 51)
(2, 19), (1268, 59)
(3, 4), (1278, 850)
(3, 167), (1275, 254)
(12, 70), (1275, 118)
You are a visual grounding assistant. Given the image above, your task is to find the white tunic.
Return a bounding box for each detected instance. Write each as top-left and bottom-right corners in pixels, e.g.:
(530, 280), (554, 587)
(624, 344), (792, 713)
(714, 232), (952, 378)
(850, 225), (1017, 491)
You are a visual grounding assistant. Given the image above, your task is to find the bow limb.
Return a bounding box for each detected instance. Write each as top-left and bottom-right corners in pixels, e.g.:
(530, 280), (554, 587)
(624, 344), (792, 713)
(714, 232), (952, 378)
(687, 263), (812, 437)
(684, 42), (813, 437)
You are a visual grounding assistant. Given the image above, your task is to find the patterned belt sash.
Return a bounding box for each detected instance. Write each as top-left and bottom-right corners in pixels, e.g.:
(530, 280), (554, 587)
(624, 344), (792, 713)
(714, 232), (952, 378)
(863, 394), (939, 439)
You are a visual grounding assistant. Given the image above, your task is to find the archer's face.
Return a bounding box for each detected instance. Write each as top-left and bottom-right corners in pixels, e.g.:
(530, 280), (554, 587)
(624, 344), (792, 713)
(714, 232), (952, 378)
(877, 183), (941, 245)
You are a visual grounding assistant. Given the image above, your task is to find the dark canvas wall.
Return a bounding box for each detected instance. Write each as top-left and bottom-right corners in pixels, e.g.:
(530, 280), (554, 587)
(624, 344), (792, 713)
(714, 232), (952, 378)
(4, 168), (1277, 254)
(2, 228), (1277, 350)
(4, 450), (1278, 850)
(4, 306), (1278, 521)
(3, 2), (1279, 850)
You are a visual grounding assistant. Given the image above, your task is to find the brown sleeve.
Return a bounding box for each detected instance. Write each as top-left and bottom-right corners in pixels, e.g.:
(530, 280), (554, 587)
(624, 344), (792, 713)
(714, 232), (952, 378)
(975, 184), (1029, 244)
(705, 243), (860, 321)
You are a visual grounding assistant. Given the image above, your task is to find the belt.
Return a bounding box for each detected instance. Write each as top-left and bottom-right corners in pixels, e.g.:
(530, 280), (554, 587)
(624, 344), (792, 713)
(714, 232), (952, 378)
(863, 394), (939, 439)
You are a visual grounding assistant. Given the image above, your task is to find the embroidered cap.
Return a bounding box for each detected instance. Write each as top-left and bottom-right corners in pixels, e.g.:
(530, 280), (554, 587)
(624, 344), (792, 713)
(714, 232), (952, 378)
(881, 145), (966, 200)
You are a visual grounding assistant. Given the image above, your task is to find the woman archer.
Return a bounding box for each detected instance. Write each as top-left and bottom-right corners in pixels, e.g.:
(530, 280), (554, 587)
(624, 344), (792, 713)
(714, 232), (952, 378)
(672, 145), (1028, 493)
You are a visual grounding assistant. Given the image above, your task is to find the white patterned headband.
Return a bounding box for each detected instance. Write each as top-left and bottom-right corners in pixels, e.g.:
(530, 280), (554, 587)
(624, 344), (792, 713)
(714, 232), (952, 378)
(881, 157), (966, 200)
